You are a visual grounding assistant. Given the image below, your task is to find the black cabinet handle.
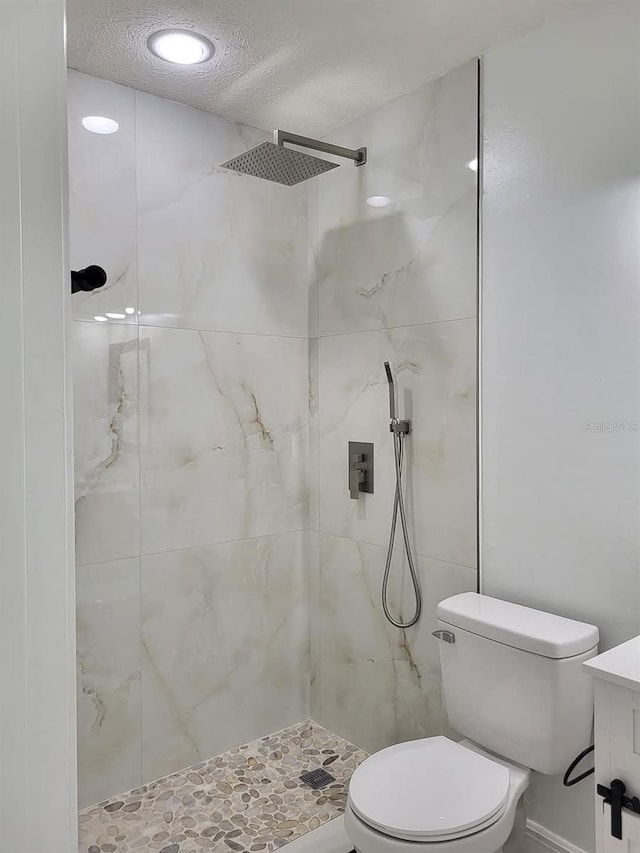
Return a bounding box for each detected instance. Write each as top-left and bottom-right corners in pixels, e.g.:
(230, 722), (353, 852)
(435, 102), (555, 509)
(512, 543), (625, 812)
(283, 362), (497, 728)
(598, 778), (640, 840)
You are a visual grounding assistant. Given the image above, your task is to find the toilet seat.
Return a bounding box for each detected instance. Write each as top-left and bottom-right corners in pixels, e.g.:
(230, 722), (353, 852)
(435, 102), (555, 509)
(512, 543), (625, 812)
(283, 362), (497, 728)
(348, 737), (511, 842)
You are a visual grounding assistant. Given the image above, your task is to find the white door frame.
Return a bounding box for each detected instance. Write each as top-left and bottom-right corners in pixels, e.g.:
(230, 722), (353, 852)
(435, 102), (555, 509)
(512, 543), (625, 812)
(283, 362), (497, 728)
(0, 1), (77, 850)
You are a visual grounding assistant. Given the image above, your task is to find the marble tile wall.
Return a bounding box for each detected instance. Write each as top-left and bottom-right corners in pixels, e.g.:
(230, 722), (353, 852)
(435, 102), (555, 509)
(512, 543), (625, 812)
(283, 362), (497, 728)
(70, 57), (480, 809)
(69, 71), (310, 808)
(134, 92), (309, 338)
(76, 558), (142, 810)
(140, 533), (309, 784)
(309, 60), (479, 751)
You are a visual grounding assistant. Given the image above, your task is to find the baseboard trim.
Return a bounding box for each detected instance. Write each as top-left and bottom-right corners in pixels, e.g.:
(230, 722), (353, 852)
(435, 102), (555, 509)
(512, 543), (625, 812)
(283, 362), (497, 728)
(286, 816), (587, 853)
(526, 820), (589, 853)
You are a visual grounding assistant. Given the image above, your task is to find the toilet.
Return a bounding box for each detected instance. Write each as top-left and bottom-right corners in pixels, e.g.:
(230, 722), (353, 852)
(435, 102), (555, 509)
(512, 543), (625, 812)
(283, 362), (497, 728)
(345, 593), (599, 853)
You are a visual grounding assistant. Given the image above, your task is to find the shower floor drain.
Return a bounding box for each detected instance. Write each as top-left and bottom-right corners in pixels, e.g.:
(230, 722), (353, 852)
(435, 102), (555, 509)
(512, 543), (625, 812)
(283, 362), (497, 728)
(299, 768), (336, 790)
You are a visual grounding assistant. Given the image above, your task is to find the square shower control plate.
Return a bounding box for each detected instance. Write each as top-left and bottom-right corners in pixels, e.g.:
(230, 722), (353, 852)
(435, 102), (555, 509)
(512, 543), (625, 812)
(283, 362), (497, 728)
(348, 441), (374, 500)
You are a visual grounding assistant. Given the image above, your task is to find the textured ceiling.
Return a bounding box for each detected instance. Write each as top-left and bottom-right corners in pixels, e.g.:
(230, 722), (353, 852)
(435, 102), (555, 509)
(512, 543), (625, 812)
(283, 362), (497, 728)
(68, 0), (577, 136)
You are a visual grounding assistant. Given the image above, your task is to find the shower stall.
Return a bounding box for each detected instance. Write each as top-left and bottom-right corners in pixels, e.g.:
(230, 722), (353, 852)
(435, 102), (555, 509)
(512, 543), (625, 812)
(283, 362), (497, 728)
(70, 56), (479, 814)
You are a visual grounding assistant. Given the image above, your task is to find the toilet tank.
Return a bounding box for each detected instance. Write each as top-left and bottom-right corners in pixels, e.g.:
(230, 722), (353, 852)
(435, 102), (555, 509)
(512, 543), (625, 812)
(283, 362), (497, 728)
(436, 593), (599, 775)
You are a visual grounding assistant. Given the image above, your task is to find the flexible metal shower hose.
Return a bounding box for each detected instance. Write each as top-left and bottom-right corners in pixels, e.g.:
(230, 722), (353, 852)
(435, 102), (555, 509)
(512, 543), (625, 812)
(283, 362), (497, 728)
(382, 424), (423, 628)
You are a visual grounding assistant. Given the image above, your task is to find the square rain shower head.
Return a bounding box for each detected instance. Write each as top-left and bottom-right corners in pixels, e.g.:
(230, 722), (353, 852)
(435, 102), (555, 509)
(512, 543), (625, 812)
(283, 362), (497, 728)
(221, 141), (340, 186)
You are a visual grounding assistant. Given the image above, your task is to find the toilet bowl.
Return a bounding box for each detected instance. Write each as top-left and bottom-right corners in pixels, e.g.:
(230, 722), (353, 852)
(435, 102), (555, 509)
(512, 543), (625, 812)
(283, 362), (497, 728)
(345, 737), (530, 853)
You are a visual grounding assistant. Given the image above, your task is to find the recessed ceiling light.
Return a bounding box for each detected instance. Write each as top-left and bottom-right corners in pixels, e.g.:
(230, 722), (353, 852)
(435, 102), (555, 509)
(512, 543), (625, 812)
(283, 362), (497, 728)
(367, 195), (391, 208)
(467, 158), (478, 172)
(148, 30), (214, 65)
(94, 315), (108, 322)
(125, 306), (136, 315)
(82, 116), (119, 135)
(105, 312), (126, 320)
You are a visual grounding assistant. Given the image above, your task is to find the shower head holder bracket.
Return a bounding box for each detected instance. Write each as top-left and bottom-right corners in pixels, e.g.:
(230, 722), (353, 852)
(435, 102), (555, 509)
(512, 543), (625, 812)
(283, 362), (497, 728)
(390, 418), (411, 435)
(273, 130), (367, 166)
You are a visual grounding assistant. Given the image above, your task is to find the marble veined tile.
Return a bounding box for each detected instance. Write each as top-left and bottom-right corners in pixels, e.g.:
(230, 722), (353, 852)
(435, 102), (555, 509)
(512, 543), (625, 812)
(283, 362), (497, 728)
(318, 318), (477, 568)
(77, 559), (141, 808)
(318, 533), (476, 669)
(135, 90), (309, 337)
(315, 60), (478, 336)
(139, 327), (308, 555)
(68, 72), (138, 324)
(315, 660), (452, 756)
(72, 320), (140, 566)
(312, 533), (475, 753)
(140, 532), (309, 783)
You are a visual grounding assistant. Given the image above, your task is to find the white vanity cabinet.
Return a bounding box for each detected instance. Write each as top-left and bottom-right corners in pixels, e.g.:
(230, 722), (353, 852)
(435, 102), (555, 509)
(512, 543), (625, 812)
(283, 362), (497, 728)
(585, 638), (640, 852)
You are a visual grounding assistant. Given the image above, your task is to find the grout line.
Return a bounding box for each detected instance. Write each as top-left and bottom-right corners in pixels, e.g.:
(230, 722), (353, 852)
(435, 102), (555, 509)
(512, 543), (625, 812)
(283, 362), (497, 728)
(137, 323), (308, 340)
(317, 314), (477, 340)
(314, 529), (478, 572)
(72, 313), (473, 345)
(72, 316), (308, 341)
(140, 527), (310, 561)
(75, 527), (310, 570)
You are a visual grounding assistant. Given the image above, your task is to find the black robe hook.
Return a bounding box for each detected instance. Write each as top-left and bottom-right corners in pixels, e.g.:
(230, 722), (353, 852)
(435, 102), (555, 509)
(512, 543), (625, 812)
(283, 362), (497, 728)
(71, 265), (107, 294)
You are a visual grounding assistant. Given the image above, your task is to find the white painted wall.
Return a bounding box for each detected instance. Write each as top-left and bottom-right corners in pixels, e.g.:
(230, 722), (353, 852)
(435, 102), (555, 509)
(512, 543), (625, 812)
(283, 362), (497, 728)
(482, 2), (640, 851)
(0, 1), (77, 850)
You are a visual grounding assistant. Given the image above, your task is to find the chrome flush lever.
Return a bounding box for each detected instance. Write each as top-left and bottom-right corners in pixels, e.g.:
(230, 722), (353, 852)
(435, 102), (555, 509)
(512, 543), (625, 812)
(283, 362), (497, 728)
(432, 630), (456, 644)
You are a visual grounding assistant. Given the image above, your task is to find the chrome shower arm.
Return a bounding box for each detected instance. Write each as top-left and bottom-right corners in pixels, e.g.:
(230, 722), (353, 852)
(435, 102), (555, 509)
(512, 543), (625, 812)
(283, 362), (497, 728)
(273, 130), (367, 166)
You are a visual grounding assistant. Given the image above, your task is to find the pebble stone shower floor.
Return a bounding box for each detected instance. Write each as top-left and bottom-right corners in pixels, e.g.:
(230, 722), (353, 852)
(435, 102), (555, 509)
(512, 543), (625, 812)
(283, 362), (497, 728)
(78, 720), (368, 853)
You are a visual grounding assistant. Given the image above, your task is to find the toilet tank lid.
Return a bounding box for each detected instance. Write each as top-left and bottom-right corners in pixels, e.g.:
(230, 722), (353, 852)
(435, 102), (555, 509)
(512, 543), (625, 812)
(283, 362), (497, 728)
(437, 593), (599, 659)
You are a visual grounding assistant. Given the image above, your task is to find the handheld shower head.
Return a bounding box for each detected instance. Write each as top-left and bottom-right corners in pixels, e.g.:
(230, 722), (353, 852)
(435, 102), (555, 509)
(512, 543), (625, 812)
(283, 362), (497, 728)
(384, 362), (411, 434)
(381, 360), (420, 627)
(384, 361), (397, 421)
